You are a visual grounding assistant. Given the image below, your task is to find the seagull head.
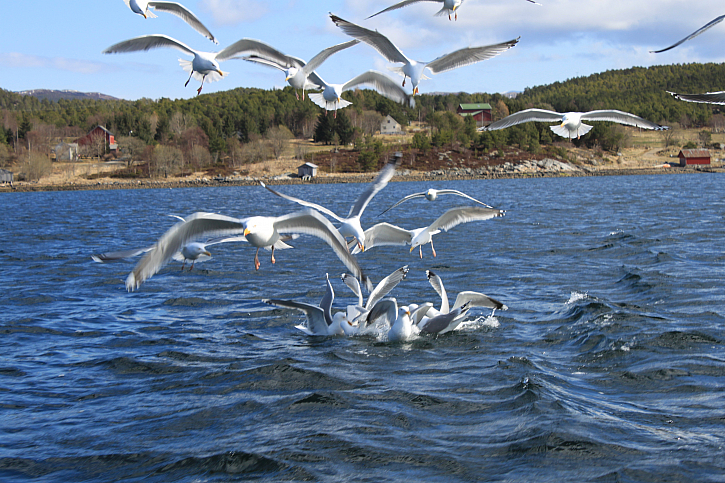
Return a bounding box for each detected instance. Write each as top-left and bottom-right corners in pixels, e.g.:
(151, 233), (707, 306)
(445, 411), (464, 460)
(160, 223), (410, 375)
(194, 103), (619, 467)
(285, 66), (298, 82)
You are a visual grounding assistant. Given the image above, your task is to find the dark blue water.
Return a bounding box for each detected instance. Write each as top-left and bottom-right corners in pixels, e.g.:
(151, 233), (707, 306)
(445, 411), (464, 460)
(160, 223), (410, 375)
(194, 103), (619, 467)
(1, 173), (724, 482)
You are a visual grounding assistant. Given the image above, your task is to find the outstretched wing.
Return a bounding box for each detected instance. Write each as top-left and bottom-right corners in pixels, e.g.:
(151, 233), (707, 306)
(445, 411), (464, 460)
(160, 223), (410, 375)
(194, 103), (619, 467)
(667, 90), (725, 105)
(483, 108), (563, 131)
(102, 34), (196, 56)
(261, 182), (344, 222)
(426, 38), (519, 74)
(351, 222), (413, 254)
(330, 14), (411, 65)
(148, 1), (217, 44)
(366, 266), (409, 310)
(341, 273), (364, 307)
(452, 291), (506, 311)
(320, 273), (335, 327)
(303, 40), (360, 75)
(378, 191), (425, 215)
(92, 245), (155, 263)
(426, 269), (449, 314)
(342, 71), (411, 107)
(366, 0), (441, 19)
(126, 212), (246, 291)
(433, 189), (493, 208)
(217, 38), (298, 64)
(580, 110), (666, 130)
(650, 15), (725, 53)
(263, 299), (328, 335)
(428, 206), (505, 234)
(348, 156), (400, 219)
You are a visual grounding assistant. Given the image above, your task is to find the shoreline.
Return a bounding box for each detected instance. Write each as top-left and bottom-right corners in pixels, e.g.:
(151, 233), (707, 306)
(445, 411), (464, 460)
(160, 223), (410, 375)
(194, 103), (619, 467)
(1, 165), (720, 193)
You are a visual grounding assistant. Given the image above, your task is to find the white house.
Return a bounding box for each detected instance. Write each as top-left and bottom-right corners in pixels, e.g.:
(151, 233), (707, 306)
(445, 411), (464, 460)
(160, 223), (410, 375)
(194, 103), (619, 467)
(297, 162), (318, 179)
(54, 142), (79, 162)
(380, 115), (403, 135)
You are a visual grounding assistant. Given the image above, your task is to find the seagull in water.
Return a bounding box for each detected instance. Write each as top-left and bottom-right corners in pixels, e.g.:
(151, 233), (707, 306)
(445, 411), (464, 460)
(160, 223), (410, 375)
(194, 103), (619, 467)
(234, 39), (359, 100)
(340, 266), (409, 333)
(102, 35), (261, 95)
(261, 157), (399, 251)
(481, 108), (667, 140)
(366, 0), (541, 21)
(379, 188), (492, 216)
(352, 206), (505, 258)
(122, 0), (218, 43)
(124, 210), (372, 292)
(330, 14), (519, 95)
(650, 14), (725, 53)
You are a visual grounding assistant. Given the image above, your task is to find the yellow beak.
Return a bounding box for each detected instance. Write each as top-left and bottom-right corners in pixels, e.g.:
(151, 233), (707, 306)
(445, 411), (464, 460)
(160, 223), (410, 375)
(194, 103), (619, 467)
(203, 251), (211, 257)
(243, 228), (251, 236)
(409, 246), (415, 253)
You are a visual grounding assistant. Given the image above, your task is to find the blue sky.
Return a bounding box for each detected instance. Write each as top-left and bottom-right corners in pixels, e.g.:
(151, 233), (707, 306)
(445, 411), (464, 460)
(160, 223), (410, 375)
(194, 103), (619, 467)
(1, 0), (724, 101)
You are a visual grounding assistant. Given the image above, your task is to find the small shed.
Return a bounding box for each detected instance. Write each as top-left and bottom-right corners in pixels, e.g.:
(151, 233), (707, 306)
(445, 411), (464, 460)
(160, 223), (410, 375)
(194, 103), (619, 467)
(54, 142), (79, 162)
(678, 149), (711, 166)
(457, 103), (492, 127)
(298, 162), (318, 179)
(0, 169), (13, 183)
(380, 115), (403, 135)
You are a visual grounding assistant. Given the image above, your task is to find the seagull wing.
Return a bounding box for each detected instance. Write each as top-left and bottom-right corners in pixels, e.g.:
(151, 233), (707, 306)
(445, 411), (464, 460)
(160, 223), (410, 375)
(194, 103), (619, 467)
(452, 291), (506, 311)
(580, 110), (666, 130)
(126, 212), (246, 291)
(92, 245), (155, 262)
(263, 299), (329, 335)
(341, 273), (364, 307)
(102, 34), (196, 56)
(650, 15), (725, 53)
(342, 70), (411, 106)
(365, 298), (398, 329)
(353, 222), (413, 253)
(320, 273), (335, 327)
(261, 182), (344, 222)
(426, 269), (449, 314)
(378, 191), (426, 215)
(425, 38), (519, 74)
(348, 157), (399, 218)
(303, 40), (359, 74)
(330, 14), (411, 64)
(366, 265), (409, 310)
(217, 38), (296, 64)
(484, 108), (563, 131)
(203, 235), (248, 247)
(420, 303), (470, 335)
(433, 189), (493, 208)
(148, 1), (217, 44)
(427, 206), (505, 234)
(411, 302), (434, 325)
(668, 90), (725, 104)
(367, 0), (441, 19)
(273, 209), (373, 292)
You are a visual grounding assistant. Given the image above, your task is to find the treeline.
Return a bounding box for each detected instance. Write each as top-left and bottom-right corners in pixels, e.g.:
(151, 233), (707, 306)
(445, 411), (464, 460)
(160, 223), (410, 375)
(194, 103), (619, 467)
(3, 62), (725, 177)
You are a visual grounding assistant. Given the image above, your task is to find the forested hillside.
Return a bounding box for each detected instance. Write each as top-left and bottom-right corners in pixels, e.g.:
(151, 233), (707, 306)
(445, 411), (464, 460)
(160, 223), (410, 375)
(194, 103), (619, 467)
(2, 62), (724, 178)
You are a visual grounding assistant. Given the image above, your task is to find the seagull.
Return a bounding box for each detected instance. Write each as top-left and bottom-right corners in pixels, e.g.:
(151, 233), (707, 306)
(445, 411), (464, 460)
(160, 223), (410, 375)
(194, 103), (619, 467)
(122, 0), (217, 44)
(366, 0), (541, 21)
(102, 35), (261, 95)
(481, 108), (667, 140)
(341, 266), (409, 331)
(417, 269), (506, 333)
(351, 206), (505, 258)
(387, 304), (414, 342)
(650, 15), (725, 53)
(263, 274), (347, 336)
(330, 14), (519, 95)
(667, 90), (725, 105)
(379, 188), (492, 216)
(261, 157), (399, 252)
(124, 210), (372, 292)
(307, 71), (413, 117)
(92, 235), (248, 271)
(417, 302), (471, 335)
(232, 39), (359, 100)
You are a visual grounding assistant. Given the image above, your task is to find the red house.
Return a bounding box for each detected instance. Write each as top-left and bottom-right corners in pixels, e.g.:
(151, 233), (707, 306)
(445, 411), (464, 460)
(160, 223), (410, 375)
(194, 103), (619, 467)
(76, 125), (117, 154)
(677, 149), (710, 166)
(457, 103), (492, 127)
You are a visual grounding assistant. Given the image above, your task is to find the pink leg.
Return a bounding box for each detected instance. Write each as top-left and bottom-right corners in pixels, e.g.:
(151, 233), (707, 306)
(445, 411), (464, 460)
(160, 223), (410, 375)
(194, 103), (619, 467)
(271, 246), (276, 264)
(189, 260), (195, 271)
(254, 248), (261, 270)
(419, 246), (423, 259)
(431, 240), (437, 258)
(180, 260), (186, 271)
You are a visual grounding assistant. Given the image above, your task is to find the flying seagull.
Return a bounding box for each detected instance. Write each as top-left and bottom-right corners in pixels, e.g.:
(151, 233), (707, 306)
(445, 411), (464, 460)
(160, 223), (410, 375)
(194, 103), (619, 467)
(481, 108), (667, 140)
(366, 0), (541, 21)
(330, 14), (519, 95)
(307, 71), (413, 116)
(102, 35), (261, 95)
(233, 39), (359, 100)
(650, 15), (725, 53)
(379, 188), (492, 216)
(122, 0), (218, 43)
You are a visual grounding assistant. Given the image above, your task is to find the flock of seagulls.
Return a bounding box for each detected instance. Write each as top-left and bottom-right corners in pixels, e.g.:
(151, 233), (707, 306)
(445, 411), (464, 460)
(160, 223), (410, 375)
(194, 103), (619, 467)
(95, 155), (507, 341)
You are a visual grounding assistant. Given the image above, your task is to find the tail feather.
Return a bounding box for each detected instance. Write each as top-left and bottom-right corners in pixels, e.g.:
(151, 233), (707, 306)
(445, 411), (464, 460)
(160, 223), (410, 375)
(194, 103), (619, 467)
(308, 93), (352, 111)
(434, 7), (452, 17)
(145, 8), (158, 18)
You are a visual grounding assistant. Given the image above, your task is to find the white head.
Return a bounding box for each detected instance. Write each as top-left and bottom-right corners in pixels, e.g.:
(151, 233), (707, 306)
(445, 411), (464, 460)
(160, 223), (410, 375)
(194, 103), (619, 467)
(285, 66), (299, 82)
(328, 312), (347, 336)
(182, 242), (211, 260)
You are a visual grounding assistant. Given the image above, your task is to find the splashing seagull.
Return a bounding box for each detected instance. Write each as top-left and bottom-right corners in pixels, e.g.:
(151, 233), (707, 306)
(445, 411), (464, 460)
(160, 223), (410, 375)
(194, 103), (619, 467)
(231, 39), (359, 100)
(650, 15), (725, 53)
(330, 14), (519, 95)
(379, 188), (492, 216)
(122, 0), (218, 43)
(102, 35), (261, 95)
(366, 0), (541, 21)
(480, 108), (667, 140)
(261, 158), (399, 252)
(352, 206), (505, 258)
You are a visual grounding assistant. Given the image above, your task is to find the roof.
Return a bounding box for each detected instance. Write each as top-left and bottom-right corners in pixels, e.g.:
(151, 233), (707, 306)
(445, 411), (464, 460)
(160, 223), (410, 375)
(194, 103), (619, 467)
(458, 110), (484, 117)
(89, 125), (113, 136)
(299, 162), (318, 168)
(678, 149), (710, 158)
(458, 103), (491, 110)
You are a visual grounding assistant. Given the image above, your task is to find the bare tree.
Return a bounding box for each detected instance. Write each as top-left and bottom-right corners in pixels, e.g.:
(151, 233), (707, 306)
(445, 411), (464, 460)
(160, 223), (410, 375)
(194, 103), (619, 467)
(266, 125), (293, 159)
(0, 144), (11, 168)
(117, 136), (147, 168)
(151, 145), (182, 178)
(361, 111), (384, 136)
(187, 145), (212, 172)
(658, 127), (678, 148)
(708, 114), (725, 133)
(21, 152), (52, 181)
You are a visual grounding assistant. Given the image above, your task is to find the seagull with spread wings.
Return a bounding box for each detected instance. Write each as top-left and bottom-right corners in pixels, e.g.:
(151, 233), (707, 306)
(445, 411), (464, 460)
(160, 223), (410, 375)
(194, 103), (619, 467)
(366, 0), (541, 21)
(379, 188), (492, 216)
(122, 0), (217, 43)
(330, 14), (519, 95)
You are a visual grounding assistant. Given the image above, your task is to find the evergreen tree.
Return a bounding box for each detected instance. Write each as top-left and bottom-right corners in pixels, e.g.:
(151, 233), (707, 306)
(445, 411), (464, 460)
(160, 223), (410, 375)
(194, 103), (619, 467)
(334, 111), (354, 145)
(314, 112), (335, 145)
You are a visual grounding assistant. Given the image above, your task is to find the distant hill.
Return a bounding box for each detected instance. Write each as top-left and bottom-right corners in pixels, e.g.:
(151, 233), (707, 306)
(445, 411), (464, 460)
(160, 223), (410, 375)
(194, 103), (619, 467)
(16, 89), (120, 102)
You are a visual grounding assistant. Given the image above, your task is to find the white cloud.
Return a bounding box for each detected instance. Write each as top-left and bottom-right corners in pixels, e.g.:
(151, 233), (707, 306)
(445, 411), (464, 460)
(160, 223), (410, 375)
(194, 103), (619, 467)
(198, 0), (269, 25)
(0, 53), (113, 75)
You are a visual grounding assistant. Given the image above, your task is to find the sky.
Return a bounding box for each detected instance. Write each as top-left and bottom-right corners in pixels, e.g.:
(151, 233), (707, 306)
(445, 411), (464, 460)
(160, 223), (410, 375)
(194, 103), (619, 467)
(1, 1), (725, 101)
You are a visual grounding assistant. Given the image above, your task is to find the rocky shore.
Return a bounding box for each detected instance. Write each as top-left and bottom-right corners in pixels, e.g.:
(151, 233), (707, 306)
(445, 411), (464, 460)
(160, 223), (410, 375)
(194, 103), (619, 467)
(2, 158), (719, 193)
